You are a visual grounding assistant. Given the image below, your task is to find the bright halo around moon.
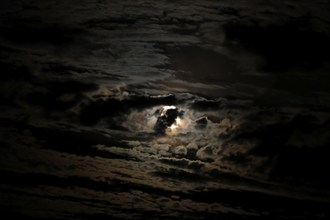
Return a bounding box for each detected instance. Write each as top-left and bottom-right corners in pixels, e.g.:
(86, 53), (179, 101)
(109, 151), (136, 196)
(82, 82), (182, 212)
(123, 105), (193, 135)
(161, 105), (177, 114)
(161, 106), (190, 135)
(169, 117), (181, 134)
(153, 105), (190, 135)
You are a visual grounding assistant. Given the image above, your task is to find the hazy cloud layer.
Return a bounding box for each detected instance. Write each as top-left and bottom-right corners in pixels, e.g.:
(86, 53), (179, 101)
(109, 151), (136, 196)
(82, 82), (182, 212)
(1, 0), (330, 219)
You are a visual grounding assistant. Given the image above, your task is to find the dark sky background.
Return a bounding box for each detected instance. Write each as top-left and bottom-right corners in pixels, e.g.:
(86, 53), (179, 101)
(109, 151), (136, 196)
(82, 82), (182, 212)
(1, 0), (330, 219)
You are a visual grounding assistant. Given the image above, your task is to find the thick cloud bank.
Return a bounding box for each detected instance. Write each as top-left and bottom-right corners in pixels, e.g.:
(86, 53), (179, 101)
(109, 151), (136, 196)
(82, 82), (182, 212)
(1, 0), (330, 219)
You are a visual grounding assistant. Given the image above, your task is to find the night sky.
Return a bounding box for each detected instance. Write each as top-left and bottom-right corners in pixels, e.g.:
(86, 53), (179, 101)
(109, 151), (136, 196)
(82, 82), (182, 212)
(1, 0), (330, 219)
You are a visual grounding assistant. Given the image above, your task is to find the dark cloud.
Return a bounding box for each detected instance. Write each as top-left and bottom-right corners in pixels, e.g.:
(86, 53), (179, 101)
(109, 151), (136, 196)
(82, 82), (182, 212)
(223, 17), (330, 72)
(152, 168), (210, 183)
(195, 116), (208, 129)
(30, 126), (130, 159)
(165, 46), (240, 84)
(216, 109), (330, 188)
(79, 94), (177, 126)
(1, 0), (330, 219)
(0, 26), (83, 45)
(27, 80), (98, 111)
(190, 98), (222, 111)
(0, 61), (32, 82)
(83, 16), (138, 30)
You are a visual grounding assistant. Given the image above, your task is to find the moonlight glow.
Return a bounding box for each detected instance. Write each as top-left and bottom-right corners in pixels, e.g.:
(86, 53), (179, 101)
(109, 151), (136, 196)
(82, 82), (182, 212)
(1, 1), (329, 219)
(159, 106), (192, 135)
(169, 117), (181, 134)
(160, 106), (177, 115)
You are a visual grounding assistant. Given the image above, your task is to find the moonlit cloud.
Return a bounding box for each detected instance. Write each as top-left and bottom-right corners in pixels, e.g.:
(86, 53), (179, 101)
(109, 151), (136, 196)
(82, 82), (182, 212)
(1, 0), (330, 219)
